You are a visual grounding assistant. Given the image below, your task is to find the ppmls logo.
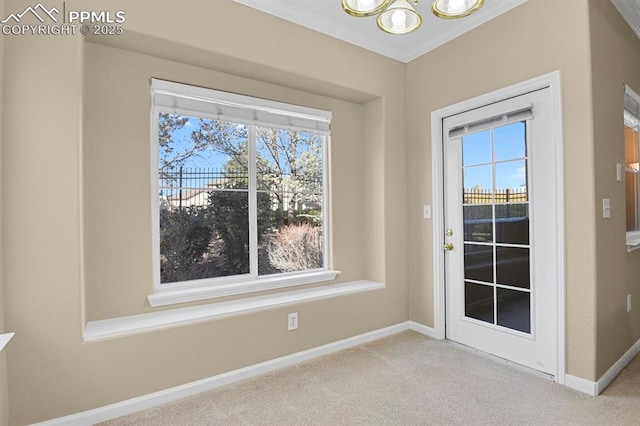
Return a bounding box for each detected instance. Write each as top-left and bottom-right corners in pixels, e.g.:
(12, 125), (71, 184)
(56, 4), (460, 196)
(0, 2), (59, 24)
(0, 2), (126, 36)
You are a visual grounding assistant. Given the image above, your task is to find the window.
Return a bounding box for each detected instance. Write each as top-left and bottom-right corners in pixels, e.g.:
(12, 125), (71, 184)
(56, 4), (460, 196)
(625, 84), (640, 251)
(150, 79), (336, 304)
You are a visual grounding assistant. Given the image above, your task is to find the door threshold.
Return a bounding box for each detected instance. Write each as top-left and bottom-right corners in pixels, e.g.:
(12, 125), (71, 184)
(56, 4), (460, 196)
(445, 339), (555, 382)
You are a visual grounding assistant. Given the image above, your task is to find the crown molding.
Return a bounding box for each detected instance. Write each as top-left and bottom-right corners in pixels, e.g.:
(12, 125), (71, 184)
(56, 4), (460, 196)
(232, 0), (408, 61)
(232, 0), (528, 63)
(610, 0), (640, 40)
(404, 0), (527, 62)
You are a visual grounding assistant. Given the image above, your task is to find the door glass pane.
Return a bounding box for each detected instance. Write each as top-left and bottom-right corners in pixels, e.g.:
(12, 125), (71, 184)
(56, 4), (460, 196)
(465, 282), (494, 324)
(463, 164), (493, 203)
(494, 122), (526, 162)
(464, 244), (493, 283)
(496, 246), (530, 288)
(497, 288), (531, 333)
(495, 204), (529, 245)
(495, 160), (527, 198)
(463, 205), (493, 243)
(463, 130), (491, 166)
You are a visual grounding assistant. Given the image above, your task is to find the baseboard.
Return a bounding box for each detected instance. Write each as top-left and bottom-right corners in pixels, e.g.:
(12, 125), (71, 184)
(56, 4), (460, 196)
(47, 320), (620, 424)
(596, 336), (640, 395)
(407, 321), (440, 339)
(565, 336), (640, 397)
(35, 322), (413, 425)
(565, 374), (597, 396)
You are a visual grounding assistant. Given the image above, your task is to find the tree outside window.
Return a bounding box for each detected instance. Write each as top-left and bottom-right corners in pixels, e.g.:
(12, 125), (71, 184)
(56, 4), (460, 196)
(157, 113), (326, 285)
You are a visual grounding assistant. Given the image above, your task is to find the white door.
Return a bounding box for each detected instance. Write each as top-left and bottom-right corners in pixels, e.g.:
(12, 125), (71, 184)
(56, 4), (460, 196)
(443, 88), (558, 375)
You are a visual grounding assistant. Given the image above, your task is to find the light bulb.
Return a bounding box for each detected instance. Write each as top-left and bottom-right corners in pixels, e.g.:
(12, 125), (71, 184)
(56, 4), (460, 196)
(448, 0), (465, 12)
(432, 0), (484, 19)
(358, 0), (374, 7)
(377, 0), (421, 34)
(391, 10), (406, 28)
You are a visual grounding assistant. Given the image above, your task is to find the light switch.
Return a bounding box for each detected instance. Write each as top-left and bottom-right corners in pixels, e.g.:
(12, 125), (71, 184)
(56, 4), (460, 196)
(617, 163), (623, 182)
(603, 198), (611, 219)
(423, 205), (431, 219)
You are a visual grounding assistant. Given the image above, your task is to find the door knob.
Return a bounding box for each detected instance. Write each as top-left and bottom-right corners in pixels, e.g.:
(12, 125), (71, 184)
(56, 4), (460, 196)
(443, 243), (454, 251)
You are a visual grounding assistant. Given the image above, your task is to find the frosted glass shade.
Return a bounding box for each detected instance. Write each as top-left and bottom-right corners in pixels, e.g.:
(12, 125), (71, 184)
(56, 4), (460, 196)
(432, 0), (484, 19)
(377, 0), (422, 34)
(342, 0), (392, 17)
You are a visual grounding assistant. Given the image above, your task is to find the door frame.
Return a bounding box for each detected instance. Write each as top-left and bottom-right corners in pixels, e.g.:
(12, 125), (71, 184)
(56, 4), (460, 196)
(430, 71), (566, 384)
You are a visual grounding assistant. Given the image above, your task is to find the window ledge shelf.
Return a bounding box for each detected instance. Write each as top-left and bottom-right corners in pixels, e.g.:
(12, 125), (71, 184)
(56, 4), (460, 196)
(627, 243), (640, 252)
(147, 270), (341, 307)
(84, 280), (384, 342)
(627, 231), (640, 252)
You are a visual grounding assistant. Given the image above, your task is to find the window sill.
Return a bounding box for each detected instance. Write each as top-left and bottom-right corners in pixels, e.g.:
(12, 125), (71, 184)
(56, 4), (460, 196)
(627, 231), (640, 252)
(84, 280), (384, 342)
(148, 270), (341, 307)
(627, 243), (640, 252)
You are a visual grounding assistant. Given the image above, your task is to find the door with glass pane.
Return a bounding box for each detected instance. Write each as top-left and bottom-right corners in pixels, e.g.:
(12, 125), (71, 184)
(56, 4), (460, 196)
(444, 89), (557, 375)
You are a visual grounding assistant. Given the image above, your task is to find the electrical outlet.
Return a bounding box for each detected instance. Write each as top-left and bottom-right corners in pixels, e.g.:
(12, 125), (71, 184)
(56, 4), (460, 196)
(287, 312), (298, 331)
(628, 294), (632, 313)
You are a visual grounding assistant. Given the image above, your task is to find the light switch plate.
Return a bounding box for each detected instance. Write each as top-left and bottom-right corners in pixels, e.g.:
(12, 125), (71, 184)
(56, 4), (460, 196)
(423, 205), (431, 219)
(603, 199), (611, 219)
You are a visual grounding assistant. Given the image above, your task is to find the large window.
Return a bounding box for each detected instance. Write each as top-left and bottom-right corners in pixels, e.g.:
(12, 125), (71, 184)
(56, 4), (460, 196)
(625, 84), (640, 250)
(151, 79), (335, 301)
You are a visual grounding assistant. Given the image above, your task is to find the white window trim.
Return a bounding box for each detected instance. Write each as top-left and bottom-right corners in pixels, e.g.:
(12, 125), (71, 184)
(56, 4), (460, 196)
(625, 84), (640, 252)
(150, 79), (335, 305)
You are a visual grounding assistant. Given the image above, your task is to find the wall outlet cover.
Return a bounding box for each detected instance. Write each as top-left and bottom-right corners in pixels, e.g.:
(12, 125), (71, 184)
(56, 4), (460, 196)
(287, 312), (298, 331)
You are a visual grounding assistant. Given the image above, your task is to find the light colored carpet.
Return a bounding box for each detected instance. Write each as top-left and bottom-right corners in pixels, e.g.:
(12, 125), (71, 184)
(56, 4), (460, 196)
(102, 331), (640, 425)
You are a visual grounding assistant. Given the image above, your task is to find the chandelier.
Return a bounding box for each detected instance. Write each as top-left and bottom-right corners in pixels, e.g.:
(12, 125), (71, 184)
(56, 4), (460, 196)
(342, 0), (485, 35)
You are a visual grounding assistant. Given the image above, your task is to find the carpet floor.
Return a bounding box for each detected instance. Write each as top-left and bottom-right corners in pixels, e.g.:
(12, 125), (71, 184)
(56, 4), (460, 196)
(102, 331), (640, 425)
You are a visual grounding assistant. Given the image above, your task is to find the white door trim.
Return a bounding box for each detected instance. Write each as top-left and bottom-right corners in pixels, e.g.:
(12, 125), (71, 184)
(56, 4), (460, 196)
(430, 71), (565, 384)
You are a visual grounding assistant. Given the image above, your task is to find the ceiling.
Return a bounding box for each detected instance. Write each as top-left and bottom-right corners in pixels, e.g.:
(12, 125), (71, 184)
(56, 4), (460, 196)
(611, 0), (640, 40)
(231, 0), (528, 63)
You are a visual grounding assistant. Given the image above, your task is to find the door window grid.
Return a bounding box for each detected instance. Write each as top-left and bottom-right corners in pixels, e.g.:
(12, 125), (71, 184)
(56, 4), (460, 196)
(461, 121), (532, 334)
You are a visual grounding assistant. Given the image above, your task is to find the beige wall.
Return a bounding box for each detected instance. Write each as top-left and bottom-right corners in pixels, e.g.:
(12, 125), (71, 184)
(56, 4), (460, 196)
(3, 0), (408, 423)
(406, 0), (598, 380)
(589, 0), (640, 378)
(4, 0), (640, 422)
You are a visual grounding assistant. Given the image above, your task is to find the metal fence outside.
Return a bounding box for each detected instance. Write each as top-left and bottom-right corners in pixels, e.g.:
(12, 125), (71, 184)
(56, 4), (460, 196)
(159, 167), (323, 210)
(463, 188), (527, 204)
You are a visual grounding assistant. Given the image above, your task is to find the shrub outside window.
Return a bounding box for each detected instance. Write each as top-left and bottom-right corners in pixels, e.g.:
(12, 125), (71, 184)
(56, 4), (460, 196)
(151, 79), (333, 297)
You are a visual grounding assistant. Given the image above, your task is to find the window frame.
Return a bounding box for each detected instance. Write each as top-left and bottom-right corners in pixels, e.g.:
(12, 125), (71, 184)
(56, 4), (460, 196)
(149, 79), (338, 306)
(624, 84), (640, 252)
